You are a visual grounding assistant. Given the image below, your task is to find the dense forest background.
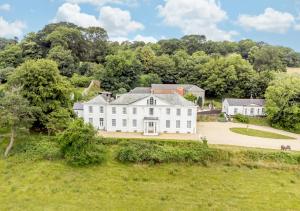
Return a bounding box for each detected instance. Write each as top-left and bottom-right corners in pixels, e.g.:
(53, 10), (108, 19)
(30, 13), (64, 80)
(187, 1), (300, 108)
(1, 22), (300, 98)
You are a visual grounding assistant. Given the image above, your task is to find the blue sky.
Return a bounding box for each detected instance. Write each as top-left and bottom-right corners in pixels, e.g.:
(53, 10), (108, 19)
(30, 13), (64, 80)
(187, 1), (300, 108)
(1, 0), (300, 51)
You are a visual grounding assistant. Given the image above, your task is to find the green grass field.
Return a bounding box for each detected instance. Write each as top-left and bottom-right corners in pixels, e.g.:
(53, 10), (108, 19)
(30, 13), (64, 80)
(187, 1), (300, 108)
(1, 159), (300, 210)
(230, 127), (295, 139)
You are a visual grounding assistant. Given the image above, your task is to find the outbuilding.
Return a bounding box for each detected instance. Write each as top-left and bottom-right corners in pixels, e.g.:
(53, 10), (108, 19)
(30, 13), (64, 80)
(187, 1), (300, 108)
(222, 98), (266, 116)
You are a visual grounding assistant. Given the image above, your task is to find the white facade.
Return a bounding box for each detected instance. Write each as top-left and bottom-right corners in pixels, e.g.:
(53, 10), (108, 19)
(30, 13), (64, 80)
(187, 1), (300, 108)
(222, 98), (266, 116)
(80, 93), (198, 135)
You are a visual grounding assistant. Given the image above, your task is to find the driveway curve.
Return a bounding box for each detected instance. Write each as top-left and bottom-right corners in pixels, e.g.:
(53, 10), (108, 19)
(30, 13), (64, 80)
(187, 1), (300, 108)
(198, 122), (300, 151)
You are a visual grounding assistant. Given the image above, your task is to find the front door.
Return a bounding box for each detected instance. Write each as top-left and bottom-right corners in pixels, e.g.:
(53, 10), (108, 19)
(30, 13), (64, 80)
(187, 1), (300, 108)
(148, 122), (155, 134)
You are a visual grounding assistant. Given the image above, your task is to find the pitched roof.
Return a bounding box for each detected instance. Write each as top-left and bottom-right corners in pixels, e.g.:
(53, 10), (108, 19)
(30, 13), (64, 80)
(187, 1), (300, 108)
(151, 84), (204, 92)
(73, 102), (83, 110)
(224, 98), (265, 107)
(110, 93), (196, 106)
(130, 87), (151, 94)
(85, 95), (108, 105)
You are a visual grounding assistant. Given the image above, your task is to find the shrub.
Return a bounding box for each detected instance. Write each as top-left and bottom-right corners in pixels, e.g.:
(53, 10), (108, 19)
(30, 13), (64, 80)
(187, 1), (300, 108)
(116, 141), (231, 165)
(235, 114), (250, 123)
(9, 135), (61, 161)
(58, 119), (106, 166)
(70, 73), (92, 87)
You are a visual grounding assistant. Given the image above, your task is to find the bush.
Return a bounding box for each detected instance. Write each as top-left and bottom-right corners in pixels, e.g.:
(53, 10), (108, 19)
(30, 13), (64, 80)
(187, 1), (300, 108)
(58, 119), (107, 166)
(70, 73), (92, 87)
(116, 141), (231, 165)
(235, 114), (250, 123)
(9, 135), (61, 161)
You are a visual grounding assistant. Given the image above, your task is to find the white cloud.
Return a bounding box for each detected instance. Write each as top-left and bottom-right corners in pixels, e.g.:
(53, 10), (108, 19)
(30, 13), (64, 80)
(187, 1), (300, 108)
(295, 24), (300, 30)
(53, 3), (143, 37)
(66, 0), (137, 6)
(134, 34), (157, 43)
(0, 17), (26, 37)
(157, 0), (236, 41)
(110, 35), (157, 43)
(99, 6), (144, 36)
(53, 3), (100, 27)
(238, 8), (295, 33)
(0, 3), (11, 11)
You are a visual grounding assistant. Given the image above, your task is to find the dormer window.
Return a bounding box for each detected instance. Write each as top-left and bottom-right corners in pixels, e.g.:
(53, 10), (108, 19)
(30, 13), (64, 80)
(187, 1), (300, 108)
(149, 97), (156, 105)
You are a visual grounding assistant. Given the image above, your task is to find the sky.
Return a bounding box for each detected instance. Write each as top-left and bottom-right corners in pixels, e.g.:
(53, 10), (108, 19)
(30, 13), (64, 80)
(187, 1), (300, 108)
(1, 0), (300, 51)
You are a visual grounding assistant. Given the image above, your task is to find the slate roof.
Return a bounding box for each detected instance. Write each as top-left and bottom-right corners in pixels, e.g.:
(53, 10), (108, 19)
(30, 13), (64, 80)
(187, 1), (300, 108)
(130, 87), (152, 94)
(73, 102), (83, 110)
(85, 95), (108, 105)
(224, 98), (265, 107)
(110, 93), (196, 106)
(151, 84), (205, 92)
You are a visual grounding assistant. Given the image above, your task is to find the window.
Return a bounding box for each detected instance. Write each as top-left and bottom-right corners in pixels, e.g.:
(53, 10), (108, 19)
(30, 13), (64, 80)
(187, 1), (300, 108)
(149, 97), (154, 105)
(133, 107), (137, 115)
(188, 109), (192, 116)
(122, 119), (127, 127)
(99, 106), (104, 113)
(187, 121), (192, 129)
(234, 108), (238, 114)
(166, 108), (170, 115)
(89, 118), (93, 124)
(89, 106), (93, 113)
(257, 108), (260, 114)
(122, 107), (127, 114)
(99, 118), (104, 127)
(112, 119), (116, 127)
(245, 108), (247, 115)
(262, 108), (265, 114)
(112, 107), (116, 114)
(149, 108), (154, 115)
(250, 108), (254, 115)
(166, 120), (170, 128)
(176, 120), (180, 128)
(132, 119), (137, 127)
(176, 109), (181, 116)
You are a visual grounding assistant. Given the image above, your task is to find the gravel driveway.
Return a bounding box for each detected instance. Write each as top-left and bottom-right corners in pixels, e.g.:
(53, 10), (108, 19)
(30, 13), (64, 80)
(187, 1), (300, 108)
(99, 122), (300, 151)
(198, 122), (300, 151)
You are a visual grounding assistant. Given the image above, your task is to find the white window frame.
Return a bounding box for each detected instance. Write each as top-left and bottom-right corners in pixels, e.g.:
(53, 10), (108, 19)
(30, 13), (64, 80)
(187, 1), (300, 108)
(188, 109), (192, 116)
(133, 107), (137, 115)
(89, 106), (93, 113)
(122, 119), (127, 127)
(166, 108), (171, 115)
(176, 109), (181, 116)
(112, 119), (116, 127)
(132, 119), (137, 127)
(166, 120), (170, 128)
(187, 121), (192, 129)
(99, 106), (104, 113)
(112, 107), (116, 114)
(89, 118), (93, 124)
(123, 107), (127, 114)
(99, 118), (104, 127)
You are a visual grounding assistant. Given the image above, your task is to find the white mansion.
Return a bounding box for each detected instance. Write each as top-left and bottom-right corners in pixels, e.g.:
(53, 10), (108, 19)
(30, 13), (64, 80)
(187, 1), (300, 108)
(74, 85), (200, 135)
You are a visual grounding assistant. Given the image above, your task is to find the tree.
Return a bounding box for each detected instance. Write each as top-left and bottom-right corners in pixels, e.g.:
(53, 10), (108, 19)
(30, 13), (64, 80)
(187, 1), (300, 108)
(9, 59), (72, 131)
(58, 119), (106, 166)
(0, 44), (23, 68)
(184, 93), (197, 103)
(0, 67), (15, 84)
(150, 55), (176, 83)
(138, 73), (161, 87)
(265, 74), (300, 132)
(100, 50), (142, 92)
(181, 35), (206, 55)
(47, 45), (77, 77)
(46, 108), (72, 135)
(0, 90), (35, 157)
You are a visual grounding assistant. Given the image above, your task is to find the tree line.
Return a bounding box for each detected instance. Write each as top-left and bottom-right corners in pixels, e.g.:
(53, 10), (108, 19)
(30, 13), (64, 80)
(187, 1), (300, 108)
(0, 22), (299, 157)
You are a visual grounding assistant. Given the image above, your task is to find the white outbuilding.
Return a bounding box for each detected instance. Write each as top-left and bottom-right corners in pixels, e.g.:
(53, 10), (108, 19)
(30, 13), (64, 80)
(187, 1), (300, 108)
(222, 98), (266, 116)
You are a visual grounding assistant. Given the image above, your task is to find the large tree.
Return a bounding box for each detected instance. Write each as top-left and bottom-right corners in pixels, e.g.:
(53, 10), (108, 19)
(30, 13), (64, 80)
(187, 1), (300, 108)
(0, 90), (35, 157)
(265, 74), (300, 132)
(9, 59), (72, 131)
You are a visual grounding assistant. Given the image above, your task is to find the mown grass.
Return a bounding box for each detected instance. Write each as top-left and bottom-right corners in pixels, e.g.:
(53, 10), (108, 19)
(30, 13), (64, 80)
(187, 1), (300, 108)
(230, 127), (295, 140)
(2, 133), (300, 210)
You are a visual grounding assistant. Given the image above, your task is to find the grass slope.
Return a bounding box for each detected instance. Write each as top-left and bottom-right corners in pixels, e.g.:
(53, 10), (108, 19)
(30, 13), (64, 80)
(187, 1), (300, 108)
(230, 127), (295, 139)
(1, 160), (300, 210)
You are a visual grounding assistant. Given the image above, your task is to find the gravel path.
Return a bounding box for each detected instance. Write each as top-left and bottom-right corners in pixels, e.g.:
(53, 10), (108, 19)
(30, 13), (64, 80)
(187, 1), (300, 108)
(99, 122), (300, 151)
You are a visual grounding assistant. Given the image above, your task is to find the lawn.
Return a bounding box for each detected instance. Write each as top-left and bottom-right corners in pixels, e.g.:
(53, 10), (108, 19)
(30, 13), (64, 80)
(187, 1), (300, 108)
(1, 160), (300, 210)
(230, 127), (295, 139)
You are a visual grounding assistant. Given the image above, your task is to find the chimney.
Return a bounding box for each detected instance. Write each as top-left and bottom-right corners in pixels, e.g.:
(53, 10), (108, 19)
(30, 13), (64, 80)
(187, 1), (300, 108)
(176, 87), (185, 96)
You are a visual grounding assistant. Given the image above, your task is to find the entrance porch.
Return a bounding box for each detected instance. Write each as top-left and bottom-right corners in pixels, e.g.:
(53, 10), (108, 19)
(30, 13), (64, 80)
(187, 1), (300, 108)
(143, 117), (159, 136)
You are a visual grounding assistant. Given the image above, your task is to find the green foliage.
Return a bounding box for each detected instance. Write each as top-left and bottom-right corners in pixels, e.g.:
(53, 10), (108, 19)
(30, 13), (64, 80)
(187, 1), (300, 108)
(70, 73), (92, 87)
(265, 74), (300, 132)
(0, 45), (23, 68)
(0, 67), (15, 83)
(58, 119), (106, 166)
(230, 128), (295, 139)
(9, 59), (72, 130)
(116, 141), (231, 165)
(234, 114), (250, 123)
(47, 45), (77, 77)
(184, 93), (197, 103)
(138, 73), (161, 87)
